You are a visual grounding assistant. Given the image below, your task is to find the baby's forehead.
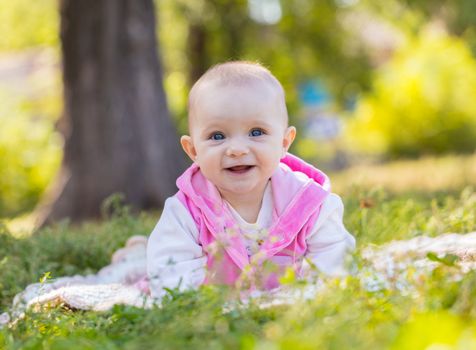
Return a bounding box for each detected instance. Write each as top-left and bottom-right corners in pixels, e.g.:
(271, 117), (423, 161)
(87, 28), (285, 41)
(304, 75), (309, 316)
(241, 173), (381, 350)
(188, 82), (286, 130)
(190, 79), (282, 112)
(197, 78), (279, 99)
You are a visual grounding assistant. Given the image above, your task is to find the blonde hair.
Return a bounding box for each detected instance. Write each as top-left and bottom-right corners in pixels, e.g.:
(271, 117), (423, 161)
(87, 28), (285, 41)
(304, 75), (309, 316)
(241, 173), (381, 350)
(188, 61), (288, 125)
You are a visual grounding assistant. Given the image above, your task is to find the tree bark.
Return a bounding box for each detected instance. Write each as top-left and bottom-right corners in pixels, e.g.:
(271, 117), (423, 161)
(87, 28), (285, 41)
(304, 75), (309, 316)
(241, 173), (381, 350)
(38, 0), (186, 225)
(187, 23), (208, 86)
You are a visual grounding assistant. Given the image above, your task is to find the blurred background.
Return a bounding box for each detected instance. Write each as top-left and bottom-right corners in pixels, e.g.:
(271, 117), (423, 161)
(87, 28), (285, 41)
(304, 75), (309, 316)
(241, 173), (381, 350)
(1, 0), (475, 228)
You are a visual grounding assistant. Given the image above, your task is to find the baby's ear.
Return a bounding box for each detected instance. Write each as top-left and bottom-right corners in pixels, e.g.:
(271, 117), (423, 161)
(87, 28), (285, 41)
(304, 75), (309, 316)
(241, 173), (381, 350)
(283, 126), (296, 153)
(180, 135), (197, 162)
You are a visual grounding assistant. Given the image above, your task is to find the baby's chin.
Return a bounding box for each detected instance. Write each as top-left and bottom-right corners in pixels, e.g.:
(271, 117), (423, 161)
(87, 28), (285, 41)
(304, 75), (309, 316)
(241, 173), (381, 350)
(217, 182), (266, 198)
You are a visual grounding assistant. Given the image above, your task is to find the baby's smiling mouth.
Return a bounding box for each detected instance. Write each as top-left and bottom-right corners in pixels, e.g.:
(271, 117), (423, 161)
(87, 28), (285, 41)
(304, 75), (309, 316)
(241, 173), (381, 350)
(225, 165), (255, 174)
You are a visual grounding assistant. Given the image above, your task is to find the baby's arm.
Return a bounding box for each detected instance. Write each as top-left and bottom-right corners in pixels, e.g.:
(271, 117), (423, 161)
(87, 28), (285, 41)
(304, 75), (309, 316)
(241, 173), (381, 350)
(304, 193), (356, 276)
(146, 196), (207, 298)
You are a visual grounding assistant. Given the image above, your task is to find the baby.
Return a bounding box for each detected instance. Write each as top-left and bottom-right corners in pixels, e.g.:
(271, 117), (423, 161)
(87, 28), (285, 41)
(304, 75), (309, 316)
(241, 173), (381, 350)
(147, 61), (355, 298)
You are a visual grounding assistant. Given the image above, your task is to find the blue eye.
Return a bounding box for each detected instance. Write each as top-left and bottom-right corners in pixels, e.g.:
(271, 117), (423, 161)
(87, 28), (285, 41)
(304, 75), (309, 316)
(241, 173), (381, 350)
(249, 129), (264, 137)
(210, 132), (225, 141)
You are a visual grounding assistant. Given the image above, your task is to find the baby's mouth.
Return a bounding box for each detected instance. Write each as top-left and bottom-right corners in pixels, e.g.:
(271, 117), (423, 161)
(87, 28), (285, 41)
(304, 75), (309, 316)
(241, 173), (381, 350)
(225, 165), (255, 174)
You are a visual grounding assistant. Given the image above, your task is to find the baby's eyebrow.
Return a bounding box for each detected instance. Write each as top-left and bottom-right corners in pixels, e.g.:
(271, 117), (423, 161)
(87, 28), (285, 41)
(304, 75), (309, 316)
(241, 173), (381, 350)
(197, 118), (275, 135)
(200, 122), (225, 132)
(251, 120), (273, 128)
(199, 126), (224, 138)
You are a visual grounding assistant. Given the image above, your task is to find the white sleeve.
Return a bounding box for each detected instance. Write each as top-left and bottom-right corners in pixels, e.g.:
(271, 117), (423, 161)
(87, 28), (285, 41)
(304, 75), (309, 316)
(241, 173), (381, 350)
(304, 193), (356, 276)
(146, 196), (207, 298)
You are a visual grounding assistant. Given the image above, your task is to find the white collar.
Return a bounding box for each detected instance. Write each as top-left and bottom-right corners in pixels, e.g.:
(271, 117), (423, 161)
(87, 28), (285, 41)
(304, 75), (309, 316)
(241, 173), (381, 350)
(225, 181), (273, 229)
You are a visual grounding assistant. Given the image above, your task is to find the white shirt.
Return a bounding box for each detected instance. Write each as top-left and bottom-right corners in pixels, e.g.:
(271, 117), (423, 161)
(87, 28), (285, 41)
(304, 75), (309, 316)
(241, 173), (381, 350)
(146, 184), (355, 298)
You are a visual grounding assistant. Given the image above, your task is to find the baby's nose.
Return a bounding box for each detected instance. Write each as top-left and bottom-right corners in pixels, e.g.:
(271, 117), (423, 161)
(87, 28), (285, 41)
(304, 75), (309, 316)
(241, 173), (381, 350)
(226, 141), (249, 157)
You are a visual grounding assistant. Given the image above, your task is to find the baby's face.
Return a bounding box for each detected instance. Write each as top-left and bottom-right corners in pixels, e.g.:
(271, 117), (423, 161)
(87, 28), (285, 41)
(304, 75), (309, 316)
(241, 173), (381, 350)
(181, 82), (295, 201)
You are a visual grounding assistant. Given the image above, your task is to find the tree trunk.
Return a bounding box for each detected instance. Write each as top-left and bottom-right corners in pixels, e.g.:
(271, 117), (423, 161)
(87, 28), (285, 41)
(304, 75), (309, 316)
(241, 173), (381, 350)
(187, 23), (208, 86)
(38, 0), (186, 225)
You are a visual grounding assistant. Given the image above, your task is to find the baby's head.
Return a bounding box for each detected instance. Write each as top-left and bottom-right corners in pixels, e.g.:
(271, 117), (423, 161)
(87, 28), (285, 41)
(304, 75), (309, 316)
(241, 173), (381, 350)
(181, 61), (296, 199)
(187, 61), (289, 130)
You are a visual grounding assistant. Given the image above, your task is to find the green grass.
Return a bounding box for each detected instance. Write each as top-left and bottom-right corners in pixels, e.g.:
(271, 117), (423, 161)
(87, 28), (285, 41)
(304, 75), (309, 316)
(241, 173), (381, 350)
(344, 186), (475, 245)
(1, 172), (475, 349)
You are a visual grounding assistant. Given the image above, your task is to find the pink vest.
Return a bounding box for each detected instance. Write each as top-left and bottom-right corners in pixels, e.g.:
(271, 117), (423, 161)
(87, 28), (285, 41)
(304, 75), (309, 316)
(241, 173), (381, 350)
(176, 153), (330, 289)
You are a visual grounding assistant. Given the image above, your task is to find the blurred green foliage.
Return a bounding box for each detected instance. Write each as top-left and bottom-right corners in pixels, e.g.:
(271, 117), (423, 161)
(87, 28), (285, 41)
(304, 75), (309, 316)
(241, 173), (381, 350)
(419, 0), (476, 34)
(364, 0), (476, 52)
(0, 1), (61, 218)
(0, 0), (58, 50)
(347, 30), (476, 157)
(0, 86), (62, 217)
